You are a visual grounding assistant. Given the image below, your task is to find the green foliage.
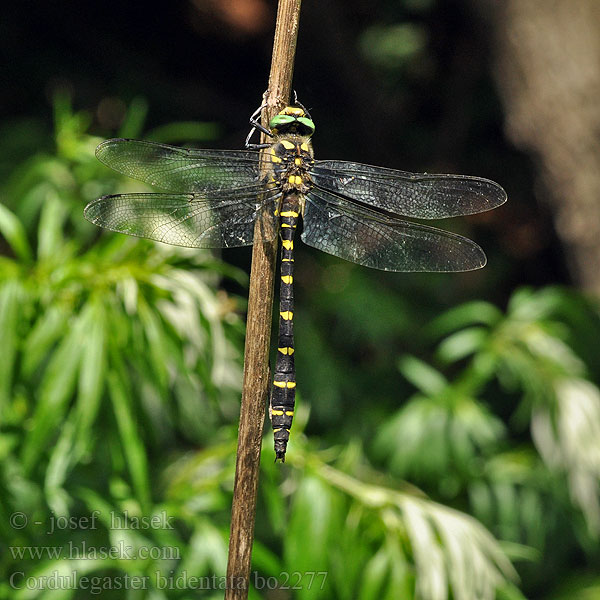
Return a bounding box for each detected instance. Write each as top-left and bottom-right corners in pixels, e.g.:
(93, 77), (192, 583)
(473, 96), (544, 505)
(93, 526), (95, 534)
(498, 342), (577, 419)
(1, 96), (599, 599)
(0, 97), (245, 599)
(360, 23), (428, 71)
(375, 287), (600, 595)
(279, 451), (518, 600)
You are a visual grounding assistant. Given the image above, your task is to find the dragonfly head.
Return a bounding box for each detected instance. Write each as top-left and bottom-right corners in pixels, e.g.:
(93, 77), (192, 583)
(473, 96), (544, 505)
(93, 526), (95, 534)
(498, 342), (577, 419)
(269, 106), (315, 138)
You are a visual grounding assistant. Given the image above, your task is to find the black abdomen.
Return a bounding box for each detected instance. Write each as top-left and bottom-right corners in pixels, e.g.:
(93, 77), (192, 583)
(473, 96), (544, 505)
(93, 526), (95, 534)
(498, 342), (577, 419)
(270, 193), (300, 461)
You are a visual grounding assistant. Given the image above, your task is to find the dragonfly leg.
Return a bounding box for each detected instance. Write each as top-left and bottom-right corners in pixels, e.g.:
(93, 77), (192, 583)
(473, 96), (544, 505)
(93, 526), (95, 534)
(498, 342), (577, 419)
(245, 102), (273, 148)
(292, 90), (312, 120)
(249, 101), (266, 123)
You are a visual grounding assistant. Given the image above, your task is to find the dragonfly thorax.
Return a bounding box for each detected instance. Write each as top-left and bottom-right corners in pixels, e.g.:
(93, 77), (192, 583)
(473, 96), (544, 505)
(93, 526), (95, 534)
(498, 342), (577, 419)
(269, 136), (314, 195)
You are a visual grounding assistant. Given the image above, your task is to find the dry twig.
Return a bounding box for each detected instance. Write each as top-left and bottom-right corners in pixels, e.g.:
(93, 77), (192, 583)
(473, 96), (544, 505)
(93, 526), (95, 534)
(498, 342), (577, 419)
(225, 1), (302, 598)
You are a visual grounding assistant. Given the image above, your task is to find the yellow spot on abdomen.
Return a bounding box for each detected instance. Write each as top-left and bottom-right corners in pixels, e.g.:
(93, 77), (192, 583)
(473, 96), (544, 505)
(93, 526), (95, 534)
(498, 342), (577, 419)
(273, 380), (296, 388)
(281, 275), (293, 284)
(281, 239), (293, 250)
(280, 210), (299, 218)
(278, 347), (295, 355)
(271, 409), (284, 416)
(285, 411), (294, 416)
(280, 311), (293, 320)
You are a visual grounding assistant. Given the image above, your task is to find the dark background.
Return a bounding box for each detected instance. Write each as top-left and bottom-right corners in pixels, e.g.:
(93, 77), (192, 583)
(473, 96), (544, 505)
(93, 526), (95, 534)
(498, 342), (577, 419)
(2, 0), (562, 295)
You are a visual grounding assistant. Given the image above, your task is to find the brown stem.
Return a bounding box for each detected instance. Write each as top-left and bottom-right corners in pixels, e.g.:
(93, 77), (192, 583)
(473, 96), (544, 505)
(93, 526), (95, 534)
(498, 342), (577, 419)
(224, 1), (302, 598)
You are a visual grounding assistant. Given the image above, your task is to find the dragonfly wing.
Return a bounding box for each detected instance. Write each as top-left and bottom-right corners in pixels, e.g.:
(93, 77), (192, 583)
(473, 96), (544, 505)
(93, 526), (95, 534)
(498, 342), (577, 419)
(310, 160), (507, 219)
(96, 139), (265, 193)
(301, 188), (486, 272)
(84, 188), (280, 248)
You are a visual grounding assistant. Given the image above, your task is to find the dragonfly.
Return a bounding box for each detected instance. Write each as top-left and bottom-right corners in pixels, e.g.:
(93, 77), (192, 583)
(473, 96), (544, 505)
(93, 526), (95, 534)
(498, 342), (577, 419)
(84, 99), (507, 462)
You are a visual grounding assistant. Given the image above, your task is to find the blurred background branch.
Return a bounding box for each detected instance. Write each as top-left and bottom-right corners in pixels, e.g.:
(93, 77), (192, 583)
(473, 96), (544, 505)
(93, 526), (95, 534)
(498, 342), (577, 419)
(492, 0), (600, 293)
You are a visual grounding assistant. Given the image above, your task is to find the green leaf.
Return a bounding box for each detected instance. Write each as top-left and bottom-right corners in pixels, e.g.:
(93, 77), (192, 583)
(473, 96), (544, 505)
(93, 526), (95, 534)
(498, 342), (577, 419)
(137, 299), (170, 392)
(21, 303), (91, 472)
(43, 301), (107, 505)
(496, 582), (528, 600)
(398, 355), (447, 395)
(285, 475), (336, 598)
(383, 538), (411, 600)
(329, 504), (372, 599)
(400, 495), (517, 600)
(178, 520), (228, 577)
(45, 414), (77, 515)
(249, 541), (282, 580)
(534, 377), (600, 534)
(73, 299), (107, 457)
(0, 279), (24, 415)
(0, 203), (33, 263)
(22, 304), (69, 376)
(507, 287), (551, 321)
(360, 23), (427, 69)
(118, 96), (148, 139)
(436, 327), (488, 363)
(37, 188), (68, 260)
(358, 547), (391, 600)
(427, 301), (502, 339)
(108, 369), (151, 510)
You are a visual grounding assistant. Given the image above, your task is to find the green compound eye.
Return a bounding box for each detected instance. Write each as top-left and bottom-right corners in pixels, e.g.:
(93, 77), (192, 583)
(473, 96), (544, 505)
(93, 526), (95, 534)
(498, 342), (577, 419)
(269, 114), (315, 137)
(297, 117), (315, 133)
(269, 114), (296, 129)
